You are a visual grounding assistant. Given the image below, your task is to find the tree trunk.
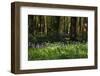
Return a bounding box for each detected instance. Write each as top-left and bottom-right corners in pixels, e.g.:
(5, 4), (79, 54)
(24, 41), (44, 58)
(70, 17), (77, 40)
(81, 17), (84, 42)
(59, 16), (64, 34)
(44, 16), (47, 35)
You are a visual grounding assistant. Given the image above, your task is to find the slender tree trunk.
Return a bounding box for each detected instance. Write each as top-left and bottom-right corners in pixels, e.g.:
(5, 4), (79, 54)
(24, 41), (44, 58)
(70, 17), (77, 40)
(33, 16), (37, 35)
(76, 17), (80, 40)
(39, 16), (42, 35)
(64, 17), (69, 34)
(81, 17), (84, 42)
(44, 16), (47, 35)
(67, 17), (71, 36)
(85, 18), (88, 41)
(59, 16), (64, 34)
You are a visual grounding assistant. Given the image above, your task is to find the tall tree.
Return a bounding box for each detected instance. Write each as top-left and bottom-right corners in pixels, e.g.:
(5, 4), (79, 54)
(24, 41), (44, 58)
(81, 17), (84, 41)
(44, 16), (47, 35)
(82, 17), (88, 41)
(76, 17), (80, 40)
(70, 17), (77, 40)
(59, 16), (65, 34)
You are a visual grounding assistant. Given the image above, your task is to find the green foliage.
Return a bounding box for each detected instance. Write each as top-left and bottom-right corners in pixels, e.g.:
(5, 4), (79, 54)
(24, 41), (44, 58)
(28, 15), (88, 60)
(28, 42), (88, 60)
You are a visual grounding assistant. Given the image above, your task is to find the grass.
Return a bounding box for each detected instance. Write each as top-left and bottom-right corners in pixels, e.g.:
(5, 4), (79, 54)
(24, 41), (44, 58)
(28, 42), (88, 60)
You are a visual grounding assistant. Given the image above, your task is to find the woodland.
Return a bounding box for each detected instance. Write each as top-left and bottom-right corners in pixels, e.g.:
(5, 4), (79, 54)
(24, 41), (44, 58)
(28, 15), (88, 60)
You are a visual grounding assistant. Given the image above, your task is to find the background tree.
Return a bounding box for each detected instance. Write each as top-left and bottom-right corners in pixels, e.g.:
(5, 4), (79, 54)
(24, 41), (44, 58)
(70, 17), (77, 41)
(28, 15), (88, 47)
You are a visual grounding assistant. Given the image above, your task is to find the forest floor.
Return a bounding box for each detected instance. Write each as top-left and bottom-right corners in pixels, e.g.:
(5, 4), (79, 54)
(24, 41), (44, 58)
(28, 42), (88, 60)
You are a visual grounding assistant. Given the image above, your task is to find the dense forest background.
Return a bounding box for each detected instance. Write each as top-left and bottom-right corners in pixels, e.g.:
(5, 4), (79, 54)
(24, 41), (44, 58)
(28, 15), (88, 46)
(28, 15), (88, 60)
